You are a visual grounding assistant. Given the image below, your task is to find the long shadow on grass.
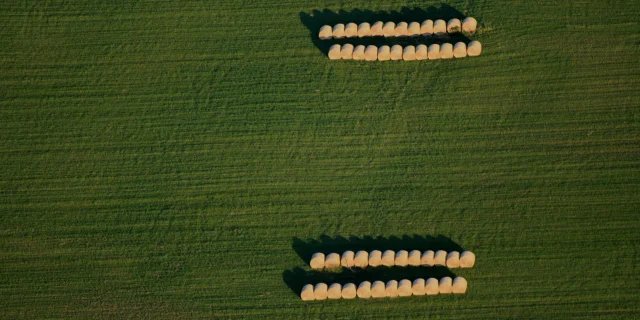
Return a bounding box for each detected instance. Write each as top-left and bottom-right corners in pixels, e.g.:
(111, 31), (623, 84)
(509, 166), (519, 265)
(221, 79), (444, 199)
(299, 5), (471, 55)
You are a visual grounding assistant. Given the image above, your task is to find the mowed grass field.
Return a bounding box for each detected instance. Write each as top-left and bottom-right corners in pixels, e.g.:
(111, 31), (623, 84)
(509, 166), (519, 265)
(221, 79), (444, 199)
(1, 0), (639, 318)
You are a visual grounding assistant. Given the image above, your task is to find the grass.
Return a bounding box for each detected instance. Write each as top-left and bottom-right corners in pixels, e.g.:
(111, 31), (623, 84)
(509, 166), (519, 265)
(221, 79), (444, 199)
(1, 0), (639, 318)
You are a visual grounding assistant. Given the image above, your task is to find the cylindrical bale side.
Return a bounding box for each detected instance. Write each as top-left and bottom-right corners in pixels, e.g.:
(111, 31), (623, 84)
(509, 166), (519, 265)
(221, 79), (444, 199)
(398, 279), (413, 297)
(447, 18), (461, 33)
(377, 45), (391, 61)
(416, 45), (428, 60)
(340, 44), (354, 60)
(382, 250), (396, 266)
(354, 250), (369, 267)
(314, 283), (328, 300)
(433, 19), (446, 35)
(357, 22), (371, 37)
(341, 283), (357, 299)
(301, 284), (315, 301)
(371, 21), (384, 36)
(332, 24), (345, 38)
(394, 22), (409, 37)
(345, 23), (358, 38)
(428, 44), (441, 60)
(352, 45), (366, 60)
(310, 252), (325, 269)
(453, 42), (467, 58)
(357, 281), (372, 299)
(462, 17), (478, 33)
(467, 41), (482, 56)
(369, 250), (383, 266)
(412, 278), (426, 296)
(327, 283), (342, 299)
(440, 43), (454, 59)
(408, 22), (421, 36)
(364, 45), (378, 61)
(383, 22), (396, 37)
(421, 19), (434, 35)
(319, 25), (333, 40)
(385, 280), (399, 298)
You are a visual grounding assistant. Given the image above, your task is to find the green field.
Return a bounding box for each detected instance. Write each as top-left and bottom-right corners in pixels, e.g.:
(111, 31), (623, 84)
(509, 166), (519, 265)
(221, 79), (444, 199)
(1, 0), (639, 318)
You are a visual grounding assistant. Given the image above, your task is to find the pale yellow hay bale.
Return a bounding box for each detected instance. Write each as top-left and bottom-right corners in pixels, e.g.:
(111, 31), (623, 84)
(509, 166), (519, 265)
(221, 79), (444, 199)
(345, 22), (358, 38)
(377, 45), (391, 61)
(341, 250), (355, 267)
(332, 24), (345, 39)
(411, 278), (426, 296)
(408, 22), (421, 36)
(382, 250), (396, 266)
(427, 44), (441, 60)
(453, 42), (467, 58)
(385, 280), (398, 298)
(415, 45), (428, 60)
(383, 22), (396, 37)
(301, 284), (315, 301)
(364, 45), (378, 61)
(390, 45), (403, 61)
(319, 25), (333, 40)
(402, 46), (416, 61)
(368, 250), (383, 267)
(408, 250), (421, 266)
(446, 251), (460, 268)
(438, 277), (453, 294)
(340, 44), (354, 60)
(433, 250), (447, 266)
(357, 281), (372, 299)
(395, 250), (409, 266)
(398, 279), (413, 297)
(462, 17), (477, 33)
(371, 281), (386, 298)
(354, 250), (369, 267)
(371, 21), (384, 36)
(440, 43), (454, 59)
(425, 278), (439, 295)
(420, 19), (434, 35)
(341, 283), (357, 299)
(310, 252), (325, 269)
(421, 250), (435, 266)
(314, 283), (328, 300)
(467, 41), (482, 56)
(325, 253), (341, 268)
(447, 18), (461, 33)
(460, 251), (476, 268)
(357, 22), (371, 37)
(394, 22), (408, 37)
(433, 19), (446, 35)
(328, 44), (342, 60)
(452, 277), (468, 294)
(328, 283), (342, 299)
(352, 45), (366, 60)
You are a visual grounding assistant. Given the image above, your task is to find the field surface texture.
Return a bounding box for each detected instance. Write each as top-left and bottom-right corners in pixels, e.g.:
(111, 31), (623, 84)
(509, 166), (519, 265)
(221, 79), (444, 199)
(1, 0), (639, 319)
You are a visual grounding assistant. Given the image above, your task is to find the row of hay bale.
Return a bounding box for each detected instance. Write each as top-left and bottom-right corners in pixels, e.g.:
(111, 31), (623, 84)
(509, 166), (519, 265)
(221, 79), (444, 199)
(301, 277), (467, 301)
(319, 18), (477, 39)
(327, 42), (481, 61)
(310, 250), (475, 269)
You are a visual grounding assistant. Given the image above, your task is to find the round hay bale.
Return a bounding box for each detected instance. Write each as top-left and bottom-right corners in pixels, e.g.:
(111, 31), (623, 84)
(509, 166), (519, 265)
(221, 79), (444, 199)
(382, 250), (396, 266)
(452, 277), (468, 294)
(425, 278), (439, 295)
(354, 250), (369, 267)
(433, 19), (446, 35)
(390, 45), (403, 61)
(383, 22), (396, 37)
(453, 42), (467, 58)
(440, 43), (454, 59)
(462, 17), (477, 33)
(408, 250), (422, 266)
(319, 25), (333, 40)
(398, 279), (412, 297)
(433, 250), (447, 266)
(314, 283), (329, 300)
(420, 19), (434, 35)
(427, 44), (441, 60)
(460, 251), (476, 268)
(395, 250), (409, 266)
(377, 45), (391, 61)
(446, 251), (460, 268)
(415, 45), (428, 60)
(364, 45), (378, 61)
(301, 284), (315, 301)
(394, 22), (409, 37)
(408, 22), (421, 36)
(340, 44), (354, 60)
(357, 281), (372, 299)
(438, 277), (453, 294)
(357, 22), (371, 37)
(371, 281), (386, 298)
(402, 46), (416, 61)
(447, 18), (461, 33)
(385, 280), (399, 298)
(421, 250), (435, 266)
(341, 283), (357, 299)
(328, 283), (342, 299)
(325, 252), (341, 268)
(369, 250), (383, 267)
(310, 252), (325, 269)
(467, 41), (482, 56)
(371, 21), (384, 36)
(328, 44), (342, 60)
(352, 45), (366, 60)
(345, 22), (358, 38)
(341, 250), (355, 267)
(332, 24), (345, 39)
(412, 278), (426, 296)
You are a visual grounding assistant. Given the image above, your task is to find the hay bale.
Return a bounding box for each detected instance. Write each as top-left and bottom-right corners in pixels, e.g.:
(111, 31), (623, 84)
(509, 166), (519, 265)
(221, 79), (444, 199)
(332, 24), (345, 39)
(314, 283), (328, 300)
(447, 18), (461, 33)
(398, 279), (413, 297)
(460, 251), (476, 268)
(408, 250), (421, 266)
(438, 277), (453, 294)
(385, 280), (398, 298)
(345, 23), (358, 38)
(364, 45), (378, 61)
(301, 284), (315, 301)
(369, 250), (382, 267)
(394, 22), (408, 37)
(425, 278), (439, 295)
(354, 250), (369, 267)
(390, 45), (403, 61)
(352, 45), (366, 60)
(319, 25), (333, 40)
(371, 21), (384, 36)
(467, 41), (482, 56)
(411, 278), (426, 296)
(357, 281), (372, 299)
(341, 250), (355, 267)
(325, 253), (341, 268)
(328, 283), (342, 299)
(358, 22), (371, 37)
(408, 22), (421, 36)
(421, 19), (434, 35)
(328, 44), (342, 60)
(440, 43), (454, 59)
(395, 250), (409, 266)
(310, 252), (325, 269)
(452, 277), (468, 294)
(340, 44), (354, 60)
(402, 46), (416, 61)
(371, 281), (386, 298)
(416, 45), (428, 60)
(453, 42), (467, 58)
(446, 251), (460, 268)
(377, 45), (391, 61)
(434, 250), (447, 266)
(383, 22), (396, 37)
(382, 250), (396, 266)
(462, 17), (477, 33)
(421, 250), (435, 266)
(427, 44), (441, 60)
(341, 283), (357, 299)
(433, 19), (446, 35)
